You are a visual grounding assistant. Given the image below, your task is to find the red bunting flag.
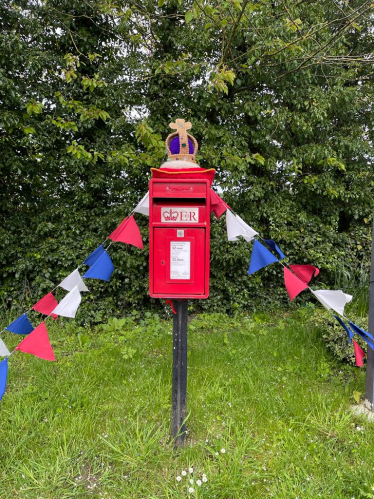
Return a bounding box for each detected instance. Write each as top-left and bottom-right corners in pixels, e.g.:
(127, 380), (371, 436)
(283, 267), (309, 301)
(32, 292), (58, 320)
(210, 190), (230, 219)
(353, 340), (365, 367)
(15, 322), (55, 361)
(108, 215), (143, 249)
(288, 265), (319, 284)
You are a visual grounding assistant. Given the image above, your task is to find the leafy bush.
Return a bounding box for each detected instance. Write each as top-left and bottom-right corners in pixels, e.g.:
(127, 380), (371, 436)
(304, 305), (369, 366)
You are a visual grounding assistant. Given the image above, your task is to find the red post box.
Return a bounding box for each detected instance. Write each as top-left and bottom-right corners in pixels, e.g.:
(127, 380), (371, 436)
(148, 119), (214, 300)
(148, 118), (216, 446)
(149, 178), (210, 299)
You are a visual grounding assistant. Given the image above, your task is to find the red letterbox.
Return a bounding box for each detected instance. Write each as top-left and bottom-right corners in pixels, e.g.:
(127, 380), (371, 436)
(149, 178), (210, 299)
(148, 119), (216, 446)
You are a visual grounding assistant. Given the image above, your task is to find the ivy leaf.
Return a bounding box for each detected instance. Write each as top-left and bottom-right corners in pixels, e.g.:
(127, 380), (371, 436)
(252, 153), (265, 165)
(185, 11), (194, 23)
(23, 126), (36, 134)
(353, 391), (362, 404)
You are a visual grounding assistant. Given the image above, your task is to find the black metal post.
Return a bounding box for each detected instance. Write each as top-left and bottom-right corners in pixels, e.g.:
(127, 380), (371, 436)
(365, 217), (374, 411)
(171, 300), (188, 446)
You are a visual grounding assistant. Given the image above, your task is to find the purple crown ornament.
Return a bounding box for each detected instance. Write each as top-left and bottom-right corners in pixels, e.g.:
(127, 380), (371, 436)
(165, 119), (198, 163)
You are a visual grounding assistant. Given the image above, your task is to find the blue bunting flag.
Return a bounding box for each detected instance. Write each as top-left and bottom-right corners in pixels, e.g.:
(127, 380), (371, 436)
(83, 244), (105, 266)
(6, 314), (34, 335)
(264, 239), (285, 260)
(0, 358), (8, 401)
(334, 316), (354, 343)
(83, 251), (114, 281)
(248, 240), (279, 275)
(348, 321), (374, 350)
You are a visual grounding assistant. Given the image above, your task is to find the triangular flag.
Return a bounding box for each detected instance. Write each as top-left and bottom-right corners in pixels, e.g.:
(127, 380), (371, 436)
(134, 192), (149, 216)
(283, 267), (309, 301)
(0, 338), (10, 357)
(311, 289), (353, 316)
(248, 239), (278, 275)
(289, 265), (319, 284)
(52, 286), (82, 319)
(235, 215), (258, 242)
(32, 292), (58, 320)
(334, 316), (354, 343)
(0, 358), (8, 401)
(353, 340), (365, 367)
(15, 322), (55, 361)
(84, 244), (105, 266)
(83, 251), (114, 281)
(226, 210), (258, 242)
(348, 321), (374, 350)
(59, 269), (89, 293)
(108, 217), (125, 241)
(108, 215), (143, 249)
(264, 239), (285, 260)
(6, 314), (34, 335)
(210, 190), (229, 219)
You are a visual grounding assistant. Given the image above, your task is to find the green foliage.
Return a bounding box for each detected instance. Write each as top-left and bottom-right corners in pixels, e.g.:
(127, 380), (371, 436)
(0, 0), (373, 319)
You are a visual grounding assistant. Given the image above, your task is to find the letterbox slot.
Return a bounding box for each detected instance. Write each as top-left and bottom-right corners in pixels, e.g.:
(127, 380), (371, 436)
(152, 182), (207, 197)
(151, 197), (206, 205)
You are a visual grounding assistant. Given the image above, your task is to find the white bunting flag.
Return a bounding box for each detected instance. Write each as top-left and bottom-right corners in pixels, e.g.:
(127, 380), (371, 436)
(311, 289), (353, 316)
(134, 192), (149, 216)
(0, 337), (10, 357)
(58, 269), (89, 292)
(52, 286), (82, 318)
(226, 210), (258, 242)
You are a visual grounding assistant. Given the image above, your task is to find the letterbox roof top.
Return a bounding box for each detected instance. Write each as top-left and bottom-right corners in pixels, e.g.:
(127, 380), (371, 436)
(165, 118), (198, 164)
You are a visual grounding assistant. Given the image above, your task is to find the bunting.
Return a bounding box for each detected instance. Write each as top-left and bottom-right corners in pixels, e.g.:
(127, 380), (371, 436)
(264, 239), (285, 260)
(289, 265), (319, 284)
(348, 321), (374, 350)
(210, 190), (229, 219)
(334, 316), (354, 343)
(283, 267), (309, 301)
(226, 210), (258, 242)
(108, 215), (143, 249)
(248, 240), (278, 275)
(15, 322), (55, 361)
(52, 286), (82, 319)
(0, 358), (8, 401)
(6, 314), (34, 335)
(32, 292), (59, 319)
(0, 338), (10, 357)
(1, 187), (372, 404)
(353, 340), (365, 367)
(134, 192), (149, 216)
(59, 269), (89, 293)
(311, 289), (353, 316)
(83, 251), (114, 281)
(84, 244), (105, 266)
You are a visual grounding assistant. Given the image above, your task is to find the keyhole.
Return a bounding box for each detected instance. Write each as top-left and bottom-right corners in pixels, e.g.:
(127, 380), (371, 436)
(161, 260), (165, 265)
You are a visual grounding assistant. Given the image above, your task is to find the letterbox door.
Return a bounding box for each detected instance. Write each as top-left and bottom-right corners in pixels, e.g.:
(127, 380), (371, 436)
(152, 228), (206, 296)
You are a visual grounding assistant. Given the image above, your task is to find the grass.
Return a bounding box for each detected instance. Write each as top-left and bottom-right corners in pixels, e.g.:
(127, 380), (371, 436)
(0, 307), (373, 498)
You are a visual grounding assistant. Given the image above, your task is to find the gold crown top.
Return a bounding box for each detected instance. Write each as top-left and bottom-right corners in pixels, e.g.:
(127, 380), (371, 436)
(165, 118), (198, 163)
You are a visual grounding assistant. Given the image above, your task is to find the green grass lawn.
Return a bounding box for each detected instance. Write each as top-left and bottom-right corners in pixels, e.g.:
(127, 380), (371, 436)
(0, 308), (373, 498)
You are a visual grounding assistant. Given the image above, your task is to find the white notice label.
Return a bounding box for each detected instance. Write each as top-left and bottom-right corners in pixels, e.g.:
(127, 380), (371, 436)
(170, 241), (191, 280)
